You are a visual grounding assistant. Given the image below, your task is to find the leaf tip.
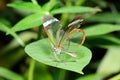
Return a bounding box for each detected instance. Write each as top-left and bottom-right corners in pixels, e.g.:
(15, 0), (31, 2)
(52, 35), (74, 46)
(78, 71), (84, 75)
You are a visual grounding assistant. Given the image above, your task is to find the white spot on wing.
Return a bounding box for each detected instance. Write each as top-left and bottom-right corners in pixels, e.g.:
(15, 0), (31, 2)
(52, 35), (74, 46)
(68, 19), (83, 27)
(43, 18), (59, 27)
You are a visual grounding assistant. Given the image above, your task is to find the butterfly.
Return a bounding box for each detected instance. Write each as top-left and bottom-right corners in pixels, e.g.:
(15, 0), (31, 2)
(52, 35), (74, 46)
(42, 15), (85, 61)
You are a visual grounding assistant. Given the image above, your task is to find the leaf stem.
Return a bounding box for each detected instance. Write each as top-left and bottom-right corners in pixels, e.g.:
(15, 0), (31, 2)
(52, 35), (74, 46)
(13, 33), (25, 47)
(28, 59), (35, 80)
(1, 22), (25, 47)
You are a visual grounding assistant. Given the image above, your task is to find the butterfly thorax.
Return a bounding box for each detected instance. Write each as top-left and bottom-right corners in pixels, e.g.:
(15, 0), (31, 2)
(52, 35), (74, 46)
(53, 46), (62, 55)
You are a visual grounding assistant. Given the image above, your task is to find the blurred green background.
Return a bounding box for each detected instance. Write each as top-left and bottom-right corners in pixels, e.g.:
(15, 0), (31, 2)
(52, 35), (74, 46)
(0, 0), (120, 80)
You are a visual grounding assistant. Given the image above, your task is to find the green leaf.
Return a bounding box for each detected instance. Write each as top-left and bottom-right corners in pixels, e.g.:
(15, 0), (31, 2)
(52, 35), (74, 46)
(41, 1), (60, 13)
(86, 35), (120, 47)
(0, 22), (25, 46)
(7, 2), (41, 13)
(109, 74), (120, 80)
(87, 13), (120, 23)
(25, 39), (92, 74)
(1, 31), (37, 55)
(84, 24), (120, 37)
(0, 67), (24, 80)
(11, 13), (42, 32)
(97, 46), (120, 78)
(51, 6), (101, 14)
(0, 23), (6, 32)
(76, 74), (96, 80)
(91, 0), (107, 8)
(0, 18), (11, 27)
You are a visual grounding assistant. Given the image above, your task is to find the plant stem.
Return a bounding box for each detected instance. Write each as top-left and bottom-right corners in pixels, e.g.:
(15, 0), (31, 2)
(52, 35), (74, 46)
(28, 59), (35, 80)
(109, 3), (118, 14)
(46, 0), (56, 11)
(28, 16), (43, 80)
(60, 14), (68, 27)
(60, 1), (71, 27)
(37, 26), (43, 40)
(58, 69), (66, 80)
(28, 25), (42, 80)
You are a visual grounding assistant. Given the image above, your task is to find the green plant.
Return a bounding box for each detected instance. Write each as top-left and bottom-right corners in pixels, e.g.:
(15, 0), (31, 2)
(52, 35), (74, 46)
(0, 0), (120, 80)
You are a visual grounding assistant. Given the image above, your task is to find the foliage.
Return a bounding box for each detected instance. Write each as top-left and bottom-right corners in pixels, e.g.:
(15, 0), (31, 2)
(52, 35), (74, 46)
(0, 0), (120, 80)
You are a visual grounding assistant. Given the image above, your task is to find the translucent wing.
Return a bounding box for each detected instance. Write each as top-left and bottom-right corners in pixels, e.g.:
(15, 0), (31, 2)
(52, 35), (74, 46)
(59, 15), (85, 47)
(58, 16), (83, 47)
(59, 16), (85, 57)
(66, 28), (85, 47)
(42, 15), (62, 46)
(65, 15), (83, 31)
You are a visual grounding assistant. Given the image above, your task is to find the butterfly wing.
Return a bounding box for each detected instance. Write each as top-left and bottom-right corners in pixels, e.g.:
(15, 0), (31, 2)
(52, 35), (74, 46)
(42, 15), (62, 46)
(59, 15), (85, 47)
(66, 15), (83, 31)
(65, 28), (85, 47)
(42, 15), (85, 58)
(58, 16), (85, 57)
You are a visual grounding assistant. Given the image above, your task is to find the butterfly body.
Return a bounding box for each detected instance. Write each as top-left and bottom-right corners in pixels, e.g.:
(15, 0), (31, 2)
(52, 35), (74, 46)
(53, 46), (61, 54)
